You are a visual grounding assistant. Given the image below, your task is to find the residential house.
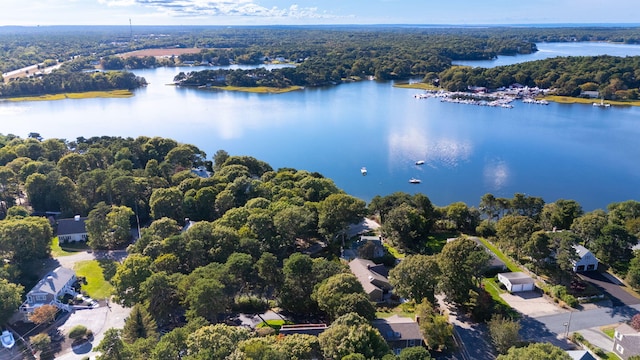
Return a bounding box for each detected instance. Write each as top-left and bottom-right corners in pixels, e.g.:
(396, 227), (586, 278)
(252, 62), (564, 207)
(567, 350), (597, 360)
(191, 166), (211, 179)
(343, 235), (385, 261)
(348, 258), (393, 302)
(19, 267), (76, 321)
(572, 245), (599, 272)
(57, 215), (88, 243)
(372, 315), (424, 355)
(497, 272), (536, 293)
(613, 323), (640, 359)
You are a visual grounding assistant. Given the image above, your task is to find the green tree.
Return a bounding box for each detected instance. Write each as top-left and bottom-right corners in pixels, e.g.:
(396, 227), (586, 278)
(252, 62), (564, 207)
(184, 278), (228, 323)
(570, 209), (608, 246)
(318, 193), (366, 241)
(539, 199), (583, 231)
(438, 237), (490, 305)
(140, 271), (182, 327)
(522, 231), (551, 270)
(313, 273), (374, 321)
(112, 254), (153, 307)
(185, 324), (252, 360)
(389, 254), (441, 304)
(122, 304), (158, 344)
(149, 187), (184, 221)
(496, 342), (571, 360)
(57, 153), (88, 182)
(0, 279), (23, 324)
(415, 299), (453, 351)
(318, 313), (390, 360)
(488, 315), (520, 354)
(86, 202), (134, 249)
(399, 346), (433, 360)
(593, 224), (636, 270)
(382, 203), (428, 251)
(29, 333), (52, 354)
(96, 328), (130, 360)
(0, 216), (52, 264)
(496, 215), (537, 261)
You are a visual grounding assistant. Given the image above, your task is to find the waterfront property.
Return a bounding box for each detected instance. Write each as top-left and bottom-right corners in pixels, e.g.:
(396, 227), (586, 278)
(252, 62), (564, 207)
(19, 267), (76, 321)
(348, 258), (393, 303)
(572, 245), (599, 272)
(57, 215), (88, 243)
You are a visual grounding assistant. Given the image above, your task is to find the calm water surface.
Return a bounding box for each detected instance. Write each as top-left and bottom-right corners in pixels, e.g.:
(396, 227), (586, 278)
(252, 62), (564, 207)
(1, 43), (639, 210)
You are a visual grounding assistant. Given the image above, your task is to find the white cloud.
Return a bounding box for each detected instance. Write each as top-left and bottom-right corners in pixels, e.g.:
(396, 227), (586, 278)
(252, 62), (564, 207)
(98, 0), (339, 19)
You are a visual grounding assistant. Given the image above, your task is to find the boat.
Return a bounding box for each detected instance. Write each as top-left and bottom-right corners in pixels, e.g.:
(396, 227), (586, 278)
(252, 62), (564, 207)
(1, 330), (15, 349)
(593, 98), (611, 108)
(409, 178), (421, 184)
(415, 160), (425, 165)
(361, 167), (367, 176)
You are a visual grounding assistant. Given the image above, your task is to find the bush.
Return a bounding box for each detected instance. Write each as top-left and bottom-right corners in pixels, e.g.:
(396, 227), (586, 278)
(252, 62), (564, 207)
(561, 294), (578, 308)
(68, 325), (88, 340)
(232, 295), (269, 313)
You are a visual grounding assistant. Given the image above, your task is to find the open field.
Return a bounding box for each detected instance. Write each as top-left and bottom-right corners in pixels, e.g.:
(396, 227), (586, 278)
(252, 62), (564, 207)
(210, 85), (303, 94)
(393, 82), (440, 90)
(542, 95), (640, 106)
(3, 90), (134, 102)
(119, 47), (202, 58)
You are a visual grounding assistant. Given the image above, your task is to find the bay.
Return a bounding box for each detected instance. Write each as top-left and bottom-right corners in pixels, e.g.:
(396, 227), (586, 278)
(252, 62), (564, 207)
(1, 43), (639, 211)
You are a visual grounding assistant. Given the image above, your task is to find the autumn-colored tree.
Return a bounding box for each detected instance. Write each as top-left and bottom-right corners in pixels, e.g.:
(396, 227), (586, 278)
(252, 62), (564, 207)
(29, 304), (58, 325)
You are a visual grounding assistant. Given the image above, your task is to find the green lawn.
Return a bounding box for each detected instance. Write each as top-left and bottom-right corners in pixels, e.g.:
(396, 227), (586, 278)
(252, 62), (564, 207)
(73, 260), (114, 299)
(51, 237), (90, 257)
(383, 243), (405, 259)
(482, 277), (520, 319)
(256, 319), (294, 330)
(477, 237), (521, 272)
(601, 326), (616, 339)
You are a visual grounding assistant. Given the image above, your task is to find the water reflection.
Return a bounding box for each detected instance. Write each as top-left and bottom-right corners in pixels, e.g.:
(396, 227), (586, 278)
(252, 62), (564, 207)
(483, 158), (510, 191)
(388, 128), (472, 169)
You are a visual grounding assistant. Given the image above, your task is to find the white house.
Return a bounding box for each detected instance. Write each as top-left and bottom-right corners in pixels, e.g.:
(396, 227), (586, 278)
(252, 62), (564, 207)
(572, 245), (599, 272)
(497, 272), (536, 293)
(19, 267), (76, 321)
(57, 215), (88, 243)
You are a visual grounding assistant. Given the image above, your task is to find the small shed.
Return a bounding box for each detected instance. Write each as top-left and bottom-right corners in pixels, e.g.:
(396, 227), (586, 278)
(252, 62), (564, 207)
(498, 272), (535, 293)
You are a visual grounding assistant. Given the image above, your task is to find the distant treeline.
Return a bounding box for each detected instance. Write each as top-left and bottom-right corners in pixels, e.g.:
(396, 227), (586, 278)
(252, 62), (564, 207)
(0, 70), (147, 98)
(439, 55), (640, 99)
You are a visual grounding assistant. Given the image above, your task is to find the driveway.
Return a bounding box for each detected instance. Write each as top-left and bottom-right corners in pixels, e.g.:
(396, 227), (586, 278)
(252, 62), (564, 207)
(500, 291), (568, 317)
(579, 271), (640, 307)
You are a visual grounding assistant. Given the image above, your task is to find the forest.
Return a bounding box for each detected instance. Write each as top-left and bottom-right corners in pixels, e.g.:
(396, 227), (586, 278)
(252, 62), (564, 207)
(0, 133), (639, 359)
(3, 25), (640, 96)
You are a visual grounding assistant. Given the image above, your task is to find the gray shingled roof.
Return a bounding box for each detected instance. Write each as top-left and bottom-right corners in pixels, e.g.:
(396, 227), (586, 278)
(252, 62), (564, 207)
(30, 267), (75, 296)
(372, 315), (423, 341)
(57, 217), (87, 236)
(348, 258), (391, 296)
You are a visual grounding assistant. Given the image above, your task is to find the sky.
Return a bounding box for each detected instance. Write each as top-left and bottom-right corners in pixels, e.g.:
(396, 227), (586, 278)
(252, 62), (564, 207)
(2, 0), (638, 26)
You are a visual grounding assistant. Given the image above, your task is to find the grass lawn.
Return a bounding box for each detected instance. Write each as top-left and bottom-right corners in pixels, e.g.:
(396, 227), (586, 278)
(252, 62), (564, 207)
(482, 277), (520, 319)
(376, 303), (416, 319)
(73, 260), (114, 300)
(212, 85), (302, 94)
(542, 95), (640, 107)
(601, 326), (616, 338)
(256, 319), (294, 330)
(383, 243), (405, 259)
(51, 237), (75, 257)
(5, 90), (133, 101)
(477, 237), (521, 272)
(393, 82), (440, 90)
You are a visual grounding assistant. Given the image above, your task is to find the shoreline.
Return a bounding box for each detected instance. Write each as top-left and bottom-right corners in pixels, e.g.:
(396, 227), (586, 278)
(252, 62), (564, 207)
(398, 82), (640, 107)
(1, 90), (134, 102)
(173, 84), (303, 94)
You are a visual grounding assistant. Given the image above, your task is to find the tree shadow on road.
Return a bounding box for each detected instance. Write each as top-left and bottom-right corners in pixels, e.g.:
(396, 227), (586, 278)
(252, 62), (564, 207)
(519, 315), (576, 350)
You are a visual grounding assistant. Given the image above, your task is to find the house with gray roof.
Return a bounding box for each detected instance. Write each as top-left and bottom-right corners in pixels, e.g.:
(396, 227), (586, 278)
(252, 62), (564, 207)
(57, 215), (88, 243)
(372, 315), (424, 355)
(19, 267), (76, 321)
(572, 245), (599, 272)
(348, 258), (392, 302)
(613, 323), (640, 359)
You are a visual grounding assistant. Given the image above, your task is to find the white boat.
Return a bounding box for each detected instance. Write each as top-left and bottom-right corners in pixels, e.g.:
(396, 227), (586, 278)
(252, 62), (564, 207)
(593, 98), (611, 108)
(361, 167), (367, 176)
(409, 178), (421, 184)
(1, 330), (15, 349)
(415, 160), (425, 165)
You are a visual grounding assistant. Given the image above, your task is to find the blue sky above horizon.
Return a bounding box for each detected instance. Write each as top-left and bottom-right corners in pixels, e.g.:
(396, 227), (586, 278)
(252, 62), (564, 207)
(2, 0), (638, 26)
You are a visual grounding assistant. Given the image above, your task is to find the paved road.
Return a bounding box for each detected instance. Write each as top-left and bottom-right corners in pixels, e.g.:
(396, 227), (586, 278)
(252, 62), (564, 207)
(521, 304), (640, 343)
(579, 271), (640, 307)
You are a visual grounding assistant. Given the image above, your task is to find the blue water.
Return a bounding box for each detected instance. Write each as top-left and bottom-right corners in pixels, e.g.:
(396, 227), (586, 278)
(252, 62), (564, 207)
(1, 42), (639, 211)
